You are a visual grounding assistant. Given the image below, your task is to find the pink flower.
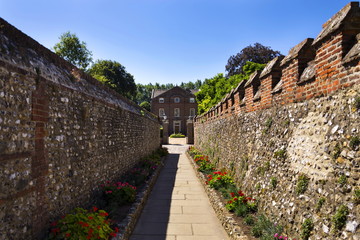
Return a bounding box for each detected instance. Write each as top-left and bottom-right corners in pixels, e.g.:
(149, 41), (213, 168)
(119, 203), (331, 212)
(274, 233), (279, 238)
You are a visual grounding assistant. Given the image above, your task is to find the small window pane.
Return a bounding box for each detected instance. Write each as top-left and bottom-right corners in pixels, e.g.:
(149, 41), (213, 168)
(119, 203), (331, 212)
(174, 97), (180, 103)
(174, 108), (180, 117)
(190, 98), (195, 103)
(159, 108), (165, 116)
(159, 98), (164, 103)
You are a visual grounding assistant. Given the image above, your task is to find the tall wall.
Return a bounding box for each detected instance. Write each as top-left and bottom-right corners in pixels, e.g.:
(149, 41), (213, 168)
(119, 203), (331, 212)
(0, 18), (160, 239)
(195, 2), (360, 240)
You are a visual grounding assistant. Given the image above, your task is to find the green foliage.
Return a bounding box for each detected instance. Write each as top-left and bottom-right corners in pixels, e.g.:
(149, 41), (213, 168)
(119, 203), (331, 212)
(274, 149), (286, 160)
(206, 171), (234, 190)
(196, 62), (265, 114)
(139, 101), (151, 111)
(354, 96), (360, 110)
(349, 136), (359, 150)
(300, 218), (314, 240)
(338, 174), (347, 186)
(218, 185), (238, 199)
(332, 143), (342, 160)
(169, 133), (185, 138)
(88, 60), (136, 100)
(244, 215), (255, 225)
(48, 207), (116, 239)
(296, 174), (309, 195)
(270, 177), (277, 189)
(353, 189), (360, 204)
(332, 205), (349, 231)
(262, 118), (273, 134)
(102, 182), (136, 206)
(188, 146), (202, 158)
(53, 31), (93, 70)
(316, 197), (326, 212)
(251, 214), (283, 239)
(225, 190), (257, 216)
(226, 42), (282, 76)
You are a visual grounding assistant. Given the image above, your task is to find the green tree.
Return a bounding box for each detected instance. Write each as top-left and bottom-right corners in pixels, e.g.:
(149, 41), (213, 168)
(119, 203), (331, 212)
(88, 60), (137, 100)
(196, 61), (265, 114)
(53, 31), (93, 70)
(226, 42), (282, 76)
(139, 101), (151, 111)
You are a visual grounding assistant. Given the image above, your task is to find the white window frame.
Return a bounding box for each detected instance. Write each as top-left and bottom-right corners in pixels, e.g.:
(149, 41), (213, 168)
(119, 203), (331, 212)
(189, 98), (195, 103)
(159, 98), (164, 103)
(159, 108), (165, 116)
(174, 108), (180, 117)
(174, 97), (180, 103)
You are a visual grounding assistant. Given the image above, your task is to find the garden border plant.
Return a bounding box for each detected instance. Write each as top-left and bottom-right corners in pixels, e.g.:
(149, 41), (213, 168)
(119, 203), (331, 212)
(46, 147), (168, 240)
(187, 146), (300, 240)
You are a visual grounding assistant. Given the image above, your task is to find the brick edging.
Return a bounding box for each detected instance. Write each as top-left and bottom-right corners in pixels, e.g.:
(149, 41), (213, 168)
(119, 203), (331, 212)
(185, 151), (251, 240)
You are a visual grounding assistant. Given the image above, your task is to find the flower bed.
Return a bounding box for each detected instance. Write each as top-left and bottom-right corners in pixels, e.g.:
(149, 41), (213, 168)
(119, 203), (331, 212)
(187, 146), (298, 240)
(47, 147), (168, 240)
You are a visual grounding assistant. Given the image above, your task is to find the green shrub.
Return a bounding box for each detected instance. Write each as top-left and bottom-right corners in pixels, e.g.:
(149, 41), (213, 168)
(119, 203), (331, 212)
(349, 136), (359, 150)
(338, 174), (347, 186)
(296, 174), (309, 195)
(169, 133), (185, 138)
(206, 171), (234, 189)
(300, 218), (314, 240)
(353, 189), (360, 204)
(244, 215), (255, 225)
(270, 177), (277, 189)
(251, 214), (283, 239)
(102, 182), (136, 206)
(274, 149), (286, 160)
(332, 205), (349, 231)
(48, 207), (117, 239)
(316, 197), (326, 212)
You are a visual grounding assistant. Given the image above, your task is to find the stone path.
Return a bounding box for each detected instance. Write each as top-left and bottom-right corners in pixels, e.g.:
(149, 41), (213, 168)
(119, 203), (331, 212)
(129, 142), (229, 240)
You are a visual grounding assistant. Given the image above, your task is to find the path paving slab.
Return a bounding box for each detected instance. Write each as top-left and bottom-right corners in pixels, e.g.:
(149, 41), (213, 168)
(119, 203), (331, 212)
(130, 144), (229, 240)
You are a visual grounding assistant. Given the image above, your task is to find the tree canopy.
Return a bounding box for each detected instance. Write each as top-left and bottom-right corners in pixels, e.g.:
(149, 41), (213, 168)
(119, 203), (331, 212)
(225, 42), (282, 77)
(196, 61), (265, 114)
(88, 60), (137, 100)
(53, 31), (93, 70)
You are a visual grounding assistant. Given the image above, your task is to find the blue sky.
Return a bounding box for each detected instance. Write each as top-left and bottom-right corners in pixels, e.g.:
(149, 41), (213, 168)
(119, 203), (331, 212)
(0, 0), (352, 85)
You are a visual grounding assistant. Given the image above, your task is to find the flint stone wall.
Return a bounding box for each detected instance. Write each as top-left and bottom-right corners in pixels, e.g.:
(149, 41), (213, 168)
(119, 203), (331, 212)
(0, 18), (160, 239)
(195, 2), (360, 240)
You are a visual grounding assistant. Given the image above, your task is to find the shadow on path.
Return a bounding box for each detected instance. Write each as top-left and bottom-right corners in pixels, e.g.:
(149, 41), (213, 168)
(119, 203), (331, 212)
(129, 153), (180, 240)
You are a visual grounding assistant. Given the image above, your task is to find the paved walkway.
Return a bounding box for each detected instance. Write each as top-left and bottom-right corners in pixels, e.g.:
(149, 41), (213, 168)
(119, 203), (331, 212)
(129, 143), (229, 240)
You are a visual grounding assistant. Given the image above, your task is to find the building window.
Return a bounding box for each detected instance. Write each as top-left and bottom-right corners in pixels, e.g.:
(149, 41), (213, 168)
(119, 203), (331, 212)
(174, 108), (180, 117)
(189, 98), (195, 103)
(173, 121), (181, 133)
(174, 97), (180, 103)
(159, 98), (164, 103)
(190, 108), (195, 116)
(159, 108), (165, 116)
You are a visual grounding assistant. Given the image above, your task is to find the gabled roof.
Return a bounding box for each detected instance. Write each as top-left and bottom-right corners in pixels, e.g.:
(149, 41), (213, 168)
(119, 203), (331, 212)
(151, 86), (198, 99)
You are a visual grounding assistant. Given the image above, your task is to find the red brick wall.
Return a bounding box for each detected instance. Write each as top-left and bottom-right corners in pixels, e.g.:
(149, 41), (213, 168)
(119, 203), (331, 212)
(195, 2), (360, 124)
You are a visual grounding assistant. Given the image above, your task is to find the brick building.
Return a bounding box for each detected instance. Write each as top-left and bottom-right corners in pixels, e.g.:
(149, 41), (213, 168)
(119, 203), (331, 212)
(151, 86), (198, 135)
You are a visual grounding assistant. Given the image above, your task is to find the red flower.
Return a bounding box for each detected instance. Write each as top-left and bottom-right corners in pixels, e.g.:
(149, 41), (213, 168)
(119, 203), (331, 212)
(115, 227), (120, 233)
(230, 192), (235, 197)
(99, 212), (109, 217)
(97, 225), (101, 230)
(88, 216), (94, 220)
(92, 206), (98, 212)
(110, 232), (117, 237)
(65, 233), (71, 237)
(50, 221), (57, 227)
(234, 197), (238, 201)
(51, 228), (60, 234)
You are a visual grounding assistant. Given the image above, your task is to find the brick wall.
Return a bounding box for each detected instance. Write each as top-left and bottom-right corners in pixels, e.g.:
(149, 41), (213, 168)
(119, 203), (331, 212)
(194, 2), (360, 240)
(196, 2), (360, 122)
(0, 18), (160, 239)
